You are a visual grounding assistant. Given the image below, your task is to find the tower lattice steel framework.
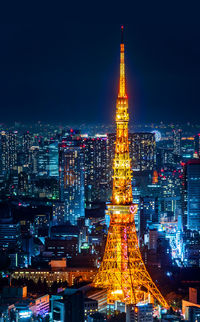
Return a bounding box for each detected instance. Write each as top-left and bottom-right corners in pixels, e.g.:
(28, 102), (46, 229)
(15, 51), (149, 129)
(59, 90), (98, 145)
(93, 26), (169, 309)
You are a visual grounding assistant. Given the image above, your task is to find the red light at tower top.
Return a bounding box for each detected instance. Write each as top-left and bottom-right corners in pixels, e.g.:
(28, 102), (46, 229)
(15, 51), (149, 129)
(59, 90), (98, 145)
(121, 25), (124, 44)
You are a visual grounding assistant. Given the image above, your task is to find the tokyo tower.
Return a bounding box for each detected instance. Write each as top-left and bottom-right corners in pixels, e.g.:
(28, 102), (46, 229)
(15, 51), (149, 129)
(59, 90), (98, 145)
(93, 26), (169, 309)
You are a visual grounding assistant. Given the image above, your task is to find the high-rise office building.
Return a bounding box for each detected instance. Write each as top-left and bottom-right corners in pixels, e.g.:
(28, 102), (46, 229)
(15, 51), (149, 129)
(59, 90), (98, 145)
(156, 148), (176, 169)
(140, 197), (159, 236)
(160, 167), (182, 216)
(0, 131), (8, 175)
(48, 142), (59, 177)
(106, 133), (116, 192)
(18, 172), (29, 196)
(0, 131), (18, 174)
(22, 131), (32, 153)
(182, 160), (200, 230)
(84, 136), (108, 203)
(8, 131), (18, 170)
(181, 137), (195, 161)
(29, 145), (39, 174)
(59, 131), (85, 225)
(194, 134), (200, 158)
(173, 129), (182, 156)
(129, 133), (156, 172)
(22, 131), (32, 166)
(38, 144), (49, 176)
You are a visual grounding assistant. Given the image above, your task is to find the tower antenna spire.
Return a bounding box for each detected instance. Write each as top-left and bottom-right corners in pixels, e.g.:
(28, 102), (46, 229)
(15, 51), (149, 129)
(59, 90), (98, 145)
(119, 25), (126, 98)
(121, 25), (124, 44)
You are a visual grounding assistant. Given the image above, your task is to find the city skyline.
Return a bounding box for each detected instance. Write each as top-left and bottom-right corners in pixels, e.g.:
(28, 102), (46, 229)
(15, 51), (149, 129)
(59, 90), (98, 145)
(0, 5), (200, 321)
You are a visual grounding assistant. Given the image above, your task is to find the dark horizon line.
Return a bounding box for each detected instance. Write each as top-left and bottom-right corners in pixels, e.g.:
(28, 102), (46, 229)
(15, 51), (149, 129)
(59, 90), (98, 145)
(0, 120), (200, 127)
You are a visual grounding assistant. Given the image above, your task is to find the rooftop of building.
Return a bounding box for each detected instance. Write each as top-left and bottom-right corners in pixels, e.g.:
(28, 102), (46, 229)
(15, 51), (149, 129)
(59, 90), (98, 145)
(13, 267), (97, 273)
(50, 223), (80, 235)
(186, 159), (200, 165)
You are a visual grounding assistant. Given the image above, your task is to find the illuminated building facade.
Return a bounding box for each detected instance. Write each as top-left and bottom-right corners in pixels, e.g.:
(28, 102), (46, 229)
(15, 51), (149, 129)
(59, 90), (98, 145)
(106, 133), (116, 192)
(173, 129), (182, 156)
(84, 136), (108, 203)
(8, 131), (18, 171)
(29, 145), (39, 174)
(156, 147), (176, 168)
(0, 131), (18, 175)
(52, 202), (65, 225)
(38, 144), (49, 176)
(0, 131), (9, 175)
(152, 170), (158, 185)
(182, 230), (200, 267)
(194, 134), (200, 158)
(0, 219), (21, 249)
(140, 196), (159, 237)
(59, 131), (85, 225)
(93, 26), (168, 308)
(130, 132), (156, 172)
(126, 303), (153, 322)
(181, 137), (195, 161)
(48, 141), (59, 177)
(18, 171), (29, 196)
(12, 267), (96, 287)
(22, 131), (32, 166)
(183, 160), (200, 231)
(159, 167), (182, 216)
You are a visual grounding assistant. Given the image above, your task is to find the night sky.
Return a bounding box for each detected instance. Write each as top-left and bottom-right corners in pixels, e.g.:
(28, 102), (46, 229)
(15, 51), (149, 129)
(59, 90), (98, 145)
(0, 2), (200, 125)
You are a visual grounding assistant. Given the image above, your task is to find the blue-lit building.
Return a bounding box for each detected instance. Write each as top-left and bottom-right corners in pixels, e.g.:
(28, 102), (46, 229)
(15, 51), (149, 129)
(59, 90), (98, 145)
(48, 142), (59, 177)
(139, 196), (159, 237)
(38, 144), (49, 176)
(183, 160), (200, 231)
(195, 134), (200, 158)
(181, 137), (195, 161)
(0, 218), (21, 249)
(59, 130), (85, 225)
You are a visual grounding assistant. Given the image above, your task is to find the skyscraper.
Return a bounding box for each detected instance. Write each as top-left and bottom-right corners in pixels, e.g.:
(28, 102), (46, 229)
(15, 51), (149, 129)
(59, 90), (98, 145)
(93, 26), (168, 308)
(84, 136), (108, 203)
(194, 134), (200, 158)
(0, 131), (8, 175)
(0, 131), (18, 175)
(8, 131), (18, 170)
(48, 142), (59, 177)
(29, 145), (39, 175)
(183, 159), (200, 231)
(38, 144), (49, 176)
(59, 130), (85, 225)
(173, 129), (182, 156)
(22, 131), (32, 166)
(129, 132), (156, 172)
(106, 133), (116, 191)
(140, 196), (159, 237)
(160, 166), (182, 216)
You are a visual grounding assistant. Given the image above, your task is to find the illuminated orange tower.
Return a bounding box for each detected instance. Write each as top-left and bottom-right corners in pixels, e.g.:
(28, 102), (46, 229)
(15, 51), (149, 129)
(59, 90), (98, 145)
(93, 26), (169, 308)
